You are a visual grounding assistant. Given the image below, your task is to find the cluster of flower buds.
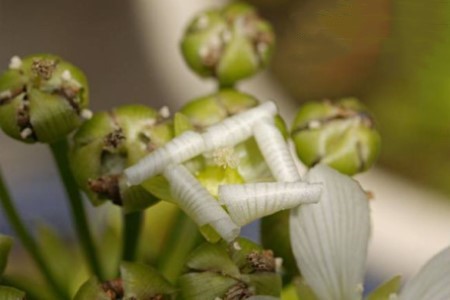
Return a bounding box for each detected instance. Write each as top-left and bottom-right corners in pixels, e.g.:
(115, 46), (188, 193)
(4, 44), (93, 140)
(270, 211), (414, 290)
(0, 54), (90, 143)
(180, 2), (275, 86)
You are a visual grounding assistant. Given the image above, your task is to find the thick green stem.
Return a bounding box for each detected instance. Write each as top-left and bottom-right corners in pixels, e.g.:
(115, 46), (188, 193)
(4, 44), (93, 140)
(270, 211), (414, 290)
(49, 139), (104, 280)
(0, 168), (68, 299)
(158, 211), (202, 283)
(122, 210), (143, 262)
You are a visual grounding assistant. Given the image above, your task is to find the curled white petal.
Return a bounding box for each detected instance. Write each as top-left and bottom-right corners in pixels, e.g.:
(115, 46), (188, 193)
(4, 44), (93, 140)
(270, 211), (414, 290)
(124, 131), (205, 185)
(399, 246), (450, 300)
(202, 101), (277, 151)
(219, 181), (321, 226)
(253, 119), (301, 182)
(290, 164), (370, 300)
(163, 164), (240, 242)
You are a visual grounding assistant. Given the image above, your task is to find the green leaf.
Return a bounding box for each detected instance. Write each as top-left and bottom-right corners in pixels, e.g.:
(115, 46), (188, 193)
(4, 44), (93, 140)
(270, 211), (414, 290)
(73, 277), (110, 300)
(0, 235), (13, 276)
(366, 275), (402, 300)
(0, 286), (25, 299)
(294, 278), (319, 300)
(120, 262), (176, 299)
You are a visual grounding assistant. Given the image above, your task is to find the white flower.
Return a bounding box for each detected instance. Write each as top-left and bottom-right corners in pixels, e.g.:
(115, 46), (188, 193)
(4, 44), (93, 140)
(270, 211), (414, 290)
(290, 164), (450, 300)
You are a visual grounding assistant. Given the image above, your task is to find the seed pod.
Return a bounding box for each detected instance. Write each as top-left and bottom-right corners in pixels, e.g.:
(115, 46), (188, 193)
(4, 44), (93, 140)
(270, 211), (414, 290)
(179, 238), (282, 300)
(291, 98), (381, 175)
(0, 54), (90, 143)
(180, 2), (275, 86)
(70, 104), (173, 212)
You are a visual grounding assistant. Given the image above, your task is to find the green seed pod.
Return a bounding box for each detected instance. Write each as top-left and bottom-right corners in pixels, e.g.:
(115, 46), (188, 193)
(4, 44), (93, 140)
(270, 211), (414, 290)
(70, 104), (173, 212)
(291, 98), (381, 175)
(74, 263), (175, 300)
(0, 54), (90, 143)
(180, 2), (275, 86)
(179, 237), (282, 300)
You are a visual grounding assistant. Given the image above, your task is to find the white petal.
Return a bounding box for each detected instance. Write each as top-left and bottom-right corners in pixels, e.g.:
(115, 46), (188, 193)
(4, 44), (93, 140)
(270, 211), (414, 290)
(290, 164), (370, 300)
(253, 119), (301, 182)
(202, 101), (277, 151)
(163, 164), (240, 242)
(219, 181), (322, 226)
(399, 246), (450, 300)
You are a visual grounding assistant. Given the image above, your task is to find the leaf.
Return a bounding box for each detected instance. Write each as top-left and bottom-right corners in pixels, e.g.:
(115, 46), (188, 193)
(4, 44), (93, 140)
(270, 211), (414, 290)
(367, 275), (401, 300)
(0, 286), (26, 300)
(0, 235), (13, 276)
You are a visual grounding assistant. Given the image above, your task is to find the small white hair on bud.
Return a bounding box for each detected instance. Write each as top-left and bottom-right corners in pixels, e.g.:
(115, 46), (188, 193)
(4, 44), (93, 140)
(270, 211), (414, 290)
(124, 131), (205, 185)
(20, 128), (33, 139)
(0, 90), (12, 101)
(202, 101), (278, 151)
(253, 119), (301, 182)
(164, 164), (240, 242)
(159, 106), (170, 118)
(80, 109), (93, 120)
(61, 70), (72, 81)
(9, 56), (22, 70)
(219, 181), (322, 226)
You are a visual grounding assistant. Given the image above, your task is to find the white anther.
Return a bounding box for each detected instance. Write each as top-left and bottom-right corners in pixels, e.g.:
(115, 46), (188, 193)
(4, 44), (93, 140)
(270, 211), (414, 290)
(20, 128), (33, 139)
(61, 70), (72, 81)
(9, 56), (22, 70)
(219, 181), (322, 226)
(80, 109), (93, 120)
(164, 164), (240, 242)
(253, 118), (301, 182)
(124, 131), (205, 185)
(159, 106), (170, 118)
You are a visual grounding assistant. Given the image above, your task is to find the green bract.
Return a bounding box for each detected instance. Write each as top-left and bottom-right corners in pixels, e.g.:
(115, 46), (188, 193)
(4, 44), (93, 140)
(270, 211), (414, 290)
(0, 54), (89, 143)
(291, 98), (381, 175)
(70, 104), (173, 212)
(179, 238), (282, 300)
(180, 2), (275, 86)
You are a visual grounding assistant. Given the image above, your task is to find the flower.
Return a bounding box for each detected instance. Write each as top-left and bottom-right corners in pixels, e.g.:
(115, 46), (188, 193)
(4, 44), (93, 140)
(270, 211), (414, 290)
(290, 164), (450, 300)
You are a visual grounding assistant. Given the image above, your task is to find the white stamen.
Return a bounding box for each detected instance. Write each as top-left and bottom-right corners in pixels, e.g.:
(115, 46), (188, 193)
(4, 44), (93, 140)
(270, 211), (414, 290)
(253, 118), (301, 182)
(20, 128), (33, 139)
(61, 70), (72, 81)
(9, 56), (22, 70)
(124, 131), (205, 185)
(219, 181), (321, 226)
(164, 164), (240, 242)
(196, 15), (209, 30)
(0, 90), (12, 100)
(233, 241), (242, 251)
(80, 109), (93, 120)
(202, 101), (278, 151)
(159, 106), (170, 118)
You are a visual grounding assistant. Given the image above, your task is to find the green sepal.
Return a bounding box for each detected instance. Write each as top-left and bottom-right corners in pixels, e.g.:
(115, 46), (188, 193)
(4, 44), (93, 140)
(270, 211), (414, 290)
(0, 95), (27, 142)
(141, 175), (173, 202)
(0, 235), (13, 276)
(73, 277), (110, 300)
(185, 243), (240, 277)
(242, 272), (282, 297)
(366, 275), (402, 300)
(228, 237), (263, 271)
(179, 272), (237, 300)
(120, 262), (176, 299)
(293, 277), (319, 300)
(121, 185), (159, 214)
(0, 286), (26, 300)
(174, 112), (194, 136)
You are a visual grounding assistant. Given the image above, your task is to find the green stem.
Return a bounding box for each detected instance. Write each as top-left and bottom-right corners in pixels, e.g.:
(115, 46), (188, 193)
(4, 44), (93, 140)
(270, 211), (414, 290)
(158, 211), (202, 283)
(122, 210), (143, 262)
(49, 139), (104, 280)
(0, 168), (68, 299)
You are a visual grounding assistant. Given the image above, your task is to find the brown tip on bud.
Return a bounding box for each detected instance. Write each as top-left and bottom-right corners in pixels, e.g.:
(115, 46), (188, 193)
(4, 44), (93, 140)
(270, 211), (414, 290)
(101, 278), (124, 299)
(104, 128), (126, 149)
(247, 250), (276, 273)
(88, 175), (122, 205)
(31, 58), (58, 80)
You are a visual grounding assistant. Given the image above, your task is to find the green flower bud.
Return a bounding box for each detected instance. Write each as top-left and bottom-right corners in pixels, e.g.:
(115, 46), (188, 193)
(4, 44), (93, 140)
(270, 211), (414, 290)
(0, 54), (89, 143)
(0, 235), (13, 276)
(291, 98), (381, 175)
(70, 104), (173, 212)
(74, 263), (175, 300)
(179, 238), (282, 300)
(180, 2), (275, 86)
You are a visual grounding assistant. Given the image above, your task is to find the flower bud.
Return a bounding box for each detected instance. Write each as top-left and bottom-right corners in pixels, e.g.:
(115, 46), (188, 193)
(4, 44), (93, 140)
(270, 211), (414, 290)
(291, 98), (381, 175)
(180, 2), (275, 86)
(179, 238), (282, 300)
(70, 104), (173, 212)
(0, 54), (89, 143)
(74, 262), (175, 300)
